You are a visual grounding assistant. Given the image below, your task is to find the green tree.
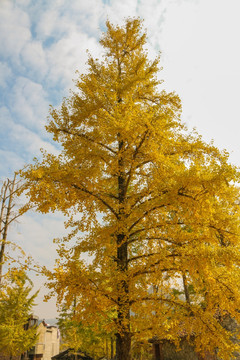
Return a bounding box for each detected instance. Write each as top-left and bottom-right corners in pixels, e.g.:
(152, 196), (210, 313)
(58, 303), (113, 360)
(22, 19), (240, 360)
(0, 270), (38, 359)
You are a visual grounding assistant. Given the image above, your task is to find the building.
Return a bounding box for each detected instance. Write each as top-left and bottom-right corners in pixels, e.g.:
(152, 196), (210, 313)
(29, 320), (60, 360)
(149, 336), (217, 360)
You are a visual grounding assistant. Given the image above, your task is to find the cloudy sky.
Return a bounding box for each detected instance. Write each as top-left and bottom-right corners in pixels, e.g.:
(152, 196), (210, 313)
(1, 0), (240, 318)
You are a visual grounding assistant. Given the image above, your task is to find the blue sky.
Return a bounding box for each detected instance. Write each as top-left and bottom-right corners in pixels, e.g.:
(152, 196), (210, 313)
(1, 0), (240, 318)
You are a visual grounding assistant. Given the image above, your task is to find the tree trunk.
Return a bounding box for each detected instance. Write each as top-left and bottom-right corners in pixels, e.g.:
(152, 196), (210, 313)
(116, 332), (131, 360)
(182, 273), (191, 305)
(111, 337), (114, 359)
(106, 338), (109, 359)
(115, 137), (131, 360)
(153, 343), (164, 360)
(116, 235), (131, 360)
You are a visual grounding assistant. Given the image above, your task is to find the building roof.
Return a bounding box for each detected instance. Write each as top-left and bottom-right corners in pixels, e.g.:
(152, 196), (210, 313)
(52, 349), (93, 360)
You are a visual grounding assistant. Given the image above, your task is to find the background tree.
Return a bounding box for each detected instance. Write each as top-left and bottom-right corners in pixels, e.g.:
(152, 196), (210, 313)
(0, 174), (20, 283)
(0, 270), (38, 359)
(22, 18), (240, 360)
(0, 174), (35, 284)
(57, 302), (114, 360)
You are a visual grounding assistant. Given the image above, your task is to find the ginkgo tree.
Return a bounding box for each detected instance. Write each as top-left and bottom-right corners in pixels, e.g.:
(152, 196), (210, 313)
(22, 18), (240, 360)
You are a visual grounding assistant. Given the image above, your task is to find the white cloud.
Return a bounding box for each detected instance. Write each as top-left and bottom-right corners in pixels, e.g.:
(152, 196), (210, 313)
(0, 1), (31, 63)
(29, 1), (104, 91)
(0, 105), (59, 175)
(0, 106), (13, 130)
(11, 123), (59, 157)
(0, 149), (24, 177)
(8, 210), (67, 318)
(104, 0), (138, 23)
(0, 2), (49, 84)
(10, 211), (66, 266)
(34, 0), (104, 40)
(21, 41), (47, 77)
(157, 0), (240, 163)
(0, 0), (104, 94)
(10, 77), (49, 132)
(46, 32), (101, 90)
(33, 7), (60, 40)
(16, 0), (31, 6)
(0, 62), (12, 88)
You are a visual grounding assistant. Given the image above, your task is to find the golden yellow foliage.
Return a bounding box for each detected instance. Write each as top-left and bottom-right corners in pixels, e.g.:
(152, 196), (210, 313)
(22, 18), (240, 360)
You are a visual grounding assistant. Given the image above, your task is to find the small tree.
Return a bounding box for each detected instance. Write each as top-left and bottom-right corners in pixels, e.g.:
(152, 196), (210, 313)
(22, 18), (240, 360)
(0, 174), (33, 284)
(0, 270), (38, 359)
(58, 302), (115, 359)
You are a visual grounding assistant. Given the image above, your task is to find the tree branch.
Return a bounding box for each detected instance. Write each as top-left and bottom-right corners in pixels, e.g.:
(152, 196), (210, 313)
(72, 184), (118, 218)
(128, 204), (171, 232)
(58, 128), (117, 155)
(132, 264), (178, 279)
(124, 130), (149, 196)
(128, 251), (180, 264)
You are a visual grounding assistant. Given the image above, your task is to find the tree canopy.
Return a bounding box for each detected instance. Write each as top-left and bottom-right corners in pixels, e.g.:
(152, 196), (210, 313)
(22, 18), (240, 360)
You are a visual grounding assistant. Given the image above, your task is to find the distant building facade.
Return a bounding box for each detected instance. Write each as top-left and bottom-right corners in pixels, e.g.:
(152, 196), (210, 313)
(28, 320), (60, 360)
(0, 316), (60, 360)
